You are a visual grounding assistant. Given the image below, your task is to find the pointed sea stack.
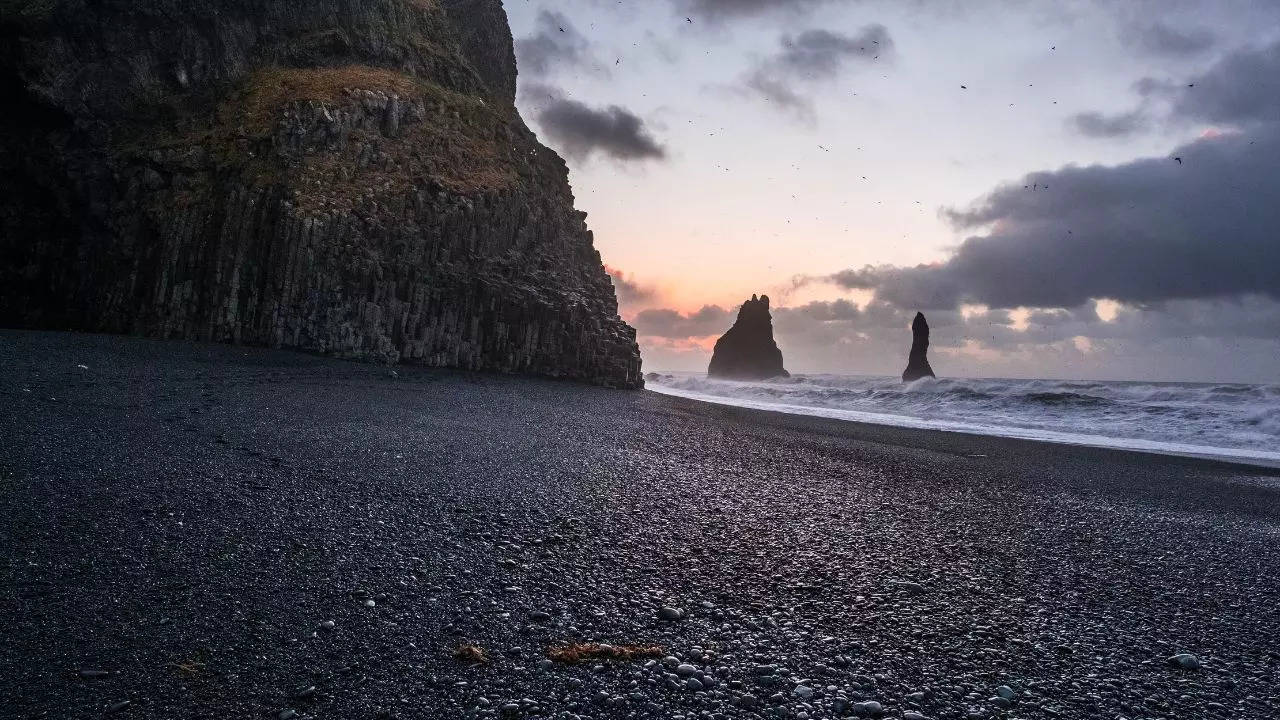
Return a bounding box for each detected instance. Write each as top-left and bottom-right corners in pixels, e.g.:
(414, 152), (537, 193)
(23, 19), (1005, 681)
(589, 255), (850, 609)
(708, 294), (790, 380)
(902, 312), (936, 382)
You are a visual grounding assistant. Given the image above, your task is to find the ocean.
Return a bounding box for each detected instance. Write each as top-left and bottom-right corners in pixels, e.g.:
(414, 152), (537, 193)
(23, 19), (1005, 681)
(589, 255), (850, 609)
(645, 372), (1280, 466)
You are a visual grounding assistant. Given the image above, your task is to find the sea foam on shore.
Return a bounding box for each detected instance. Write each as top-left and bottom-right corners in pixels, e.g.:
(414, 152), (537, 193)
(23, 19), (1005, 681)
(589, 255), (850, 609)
(647, 372), (1280, 466)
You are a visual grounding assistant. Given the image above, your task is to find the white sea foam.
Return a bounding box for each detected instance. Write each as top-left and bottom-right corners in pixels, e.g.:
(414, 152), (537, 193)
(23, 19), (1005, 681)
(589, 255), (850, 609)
(645, 372), (1280, 467)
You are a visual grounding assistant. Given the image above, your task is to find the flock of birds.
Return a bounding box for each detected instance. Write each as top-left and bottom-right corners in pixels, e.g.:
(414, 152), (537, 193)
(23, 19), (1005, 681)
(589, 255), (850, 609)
(545, 15), (1202, 182)
(530, 10), (1212, 253)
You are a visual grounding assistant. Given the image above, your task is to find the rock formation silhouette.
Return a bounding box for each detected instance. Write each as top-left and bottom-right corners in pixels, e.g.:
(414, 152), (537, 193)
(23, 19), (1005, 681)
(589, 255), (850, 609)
(901, 312), (936, 382)
(708, 295), (789, 380)
(0, 0), (642, 388)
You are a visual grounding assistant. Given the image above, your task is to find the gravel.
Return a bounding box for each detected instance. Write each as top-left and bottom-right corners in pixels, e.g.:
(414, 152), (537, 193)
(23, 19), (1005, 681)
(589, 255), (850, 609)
(2, 331), (1279, 718)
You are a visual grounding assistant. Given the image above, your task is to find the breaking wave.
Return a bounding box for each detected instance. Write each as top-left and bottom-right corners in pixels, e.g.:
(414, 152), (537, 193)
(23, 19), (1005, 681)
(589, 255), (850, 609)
(645, 372), (1280, 466)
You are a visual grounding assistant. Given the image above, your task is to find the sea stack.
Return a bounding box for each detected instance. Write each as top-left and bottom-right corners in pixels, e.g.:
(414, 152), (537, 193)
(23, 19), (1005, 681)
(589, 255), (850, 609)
(902, 312), (936, 382)
(708, 294), (789, 380)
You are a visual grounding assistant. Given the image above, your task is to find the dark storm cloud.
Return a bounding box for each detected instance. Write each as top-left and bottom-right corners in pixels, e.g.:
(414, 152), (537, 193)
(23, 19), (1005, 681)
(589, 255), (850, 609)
(741, 25), (892, 119)
(781, 298), (861, 322)
(515, 10), (603, 78)
(524, 86), (666, 163)
(1126, 21), (1215, 57)
(822, 41), (1280, 311)
(1172, 40), (1280, 126)
(633, 305), (732, 338)
(1020, 296), (1280, 344)
(831, 129), (1280, 309)
(1068, 110), (1148, 138)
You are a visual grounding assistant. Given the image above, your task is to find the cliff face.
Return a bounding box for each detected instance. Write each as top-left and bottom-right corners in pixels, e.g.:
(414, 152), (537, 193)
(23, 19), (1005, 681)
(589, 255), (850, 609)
(0, 0), (642, 388)
(901, 312), (936, 382)
(707, 294), (789, 380)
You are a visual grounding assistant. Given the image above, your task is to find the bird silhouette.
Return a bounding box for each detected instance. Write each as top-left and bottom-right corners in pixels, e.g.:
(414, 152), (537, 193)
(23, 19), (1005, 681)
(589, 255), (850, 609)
(1174, 157), (1182, 164)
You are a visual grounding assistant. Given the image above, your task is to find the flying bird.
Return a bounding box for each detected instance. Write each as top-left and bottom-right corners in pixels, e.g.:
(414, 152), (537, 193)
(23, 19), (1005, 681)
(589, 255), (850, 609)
(1174, 157), (1182, 164)
(960, 85), (967, 89)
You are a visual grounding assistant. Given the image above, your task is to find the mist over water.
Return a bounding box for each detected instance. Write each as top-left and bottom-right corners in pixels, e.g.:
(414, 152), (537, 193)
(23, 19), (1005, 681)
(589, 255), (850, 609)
(646, 373), (1280, 466)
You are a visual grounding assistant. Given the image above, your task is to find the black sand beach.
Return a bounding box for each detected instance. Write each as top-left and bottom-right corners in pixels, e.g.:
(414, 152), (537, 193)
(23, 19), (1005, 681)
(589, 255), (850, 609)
(3, 331), (1278, 719)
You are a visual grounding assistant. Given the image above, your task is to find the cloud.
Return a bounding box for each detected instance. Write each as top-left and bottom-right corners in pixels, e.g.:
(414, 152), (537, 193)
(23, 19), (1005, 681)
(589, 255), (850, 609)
(1126, 21), (1215, 57)
(515, 10), (604, 78)
(1134, 76), (1178, 98)
(821, 41), (1280, 312)
(1171, 40), (1280, 127)
(605, 266), (658, 308)
(1074, 39), (1277, 139)
(676, 0), (828, 20)
(739, 25), (893, 120)
(633, 305), (732, 339)
(524, 87), (667, 163)
(1068, 110), (1148, 138)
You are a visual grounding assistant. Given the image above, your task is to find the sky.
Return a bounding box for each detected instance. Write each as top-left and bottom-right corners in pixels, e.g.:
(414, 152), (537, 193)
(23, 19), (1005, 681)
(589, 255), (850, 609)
(504, 0), (1280, 382)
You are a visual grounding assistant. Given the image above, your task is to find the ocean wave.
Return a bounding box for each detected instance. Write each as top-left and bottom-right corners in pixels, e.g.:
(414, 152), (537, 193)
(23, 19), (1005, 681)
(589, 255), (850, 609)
(644, 372), (1280, 465)
(1022, 391), (1110, 407)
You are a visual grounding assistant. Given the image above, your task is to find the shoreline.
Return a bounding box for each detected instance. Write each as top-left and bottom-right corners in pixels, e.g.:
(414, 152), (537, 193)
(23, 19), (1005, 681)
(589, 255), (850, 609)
(4, 330), (1280, 719)
(647, 383), (1280, 471)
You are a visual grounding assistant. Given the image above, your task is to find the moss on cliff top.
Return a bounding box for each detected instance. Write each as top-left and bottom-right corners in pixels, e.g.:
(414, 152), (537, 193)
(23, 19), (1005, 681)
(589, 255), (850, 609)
(151, 64), (519, 209)
(232, 66), (426, 133)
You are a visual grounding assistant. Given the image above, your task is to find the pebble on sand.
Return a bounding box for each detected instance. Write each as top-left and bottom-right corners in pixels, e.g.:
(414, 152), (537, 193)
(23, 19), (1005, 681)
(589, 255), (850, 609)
(1168, 653), (1201, 670)
(854, 700), (884, 716)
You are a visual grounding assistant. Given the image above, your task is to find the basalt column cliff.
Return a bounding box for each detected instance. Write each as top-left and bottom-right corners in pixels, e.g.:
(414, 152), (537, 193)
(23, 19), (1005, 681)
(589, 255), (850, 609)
(0, 0), (642, 388)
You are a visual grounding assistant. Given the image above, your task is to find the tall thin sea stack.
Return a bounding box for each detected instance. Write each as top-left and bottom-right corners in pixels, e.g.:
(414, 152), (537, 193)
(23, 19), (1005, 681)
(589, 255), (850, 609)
(902, 312), (936, 382)
(708, 294), (789, 380)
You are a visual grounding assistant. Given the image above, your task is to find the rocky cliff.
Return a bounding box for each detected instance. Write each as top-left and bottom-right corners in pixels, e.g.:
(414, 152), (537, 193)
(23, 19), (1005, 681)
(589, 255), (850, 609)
(901, 312), (936, 382)
(0, 0), (642, 388)
(707, 294), (789, 380)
